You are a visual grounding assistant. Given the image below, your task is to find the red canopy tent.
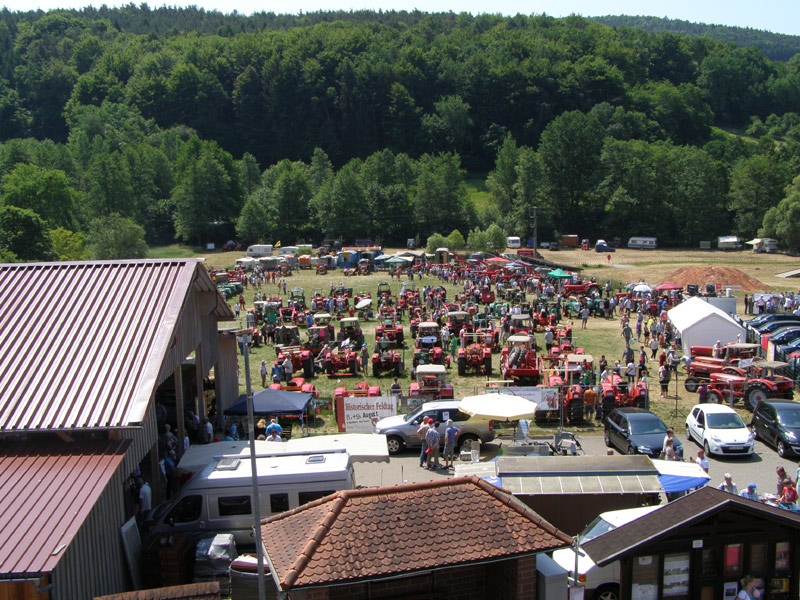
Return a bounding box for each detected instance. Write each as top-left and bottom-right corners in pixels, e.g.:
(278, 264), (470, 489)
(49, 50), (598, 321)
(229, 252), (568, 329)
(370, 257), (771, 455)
(654, 282), (683, 291)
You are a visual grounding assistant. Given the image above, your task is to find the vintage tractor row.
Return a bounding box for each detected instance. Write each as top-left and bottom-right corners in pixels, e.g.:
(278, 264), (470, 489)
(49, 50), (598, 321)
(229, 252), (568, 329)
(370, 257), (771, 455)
(698, 360), (794, 410)
(538, 355), (590, 424)
(683, 343), (761, 392)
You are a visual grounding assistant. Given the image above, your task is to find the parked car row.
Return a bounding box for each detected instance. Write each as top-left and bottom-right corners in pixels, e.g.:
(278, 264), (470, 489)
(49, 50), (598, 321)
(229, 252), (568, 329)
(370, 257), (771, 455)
(746, 313), (800, 354)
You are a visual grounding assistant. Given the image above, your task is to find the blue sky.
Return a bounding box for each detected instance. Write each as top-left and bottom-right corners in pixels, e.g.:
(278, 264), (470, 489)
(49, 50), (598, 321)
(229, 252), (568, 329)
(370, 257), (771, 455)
(5, 0), (799, 36)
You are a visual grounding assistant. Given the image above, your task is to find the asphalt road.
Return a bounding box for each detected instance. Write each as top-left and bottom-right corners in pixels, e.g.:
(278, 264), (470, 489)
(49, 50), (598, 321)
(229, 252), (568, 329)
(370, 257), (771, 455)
(353, 430), (800, 499)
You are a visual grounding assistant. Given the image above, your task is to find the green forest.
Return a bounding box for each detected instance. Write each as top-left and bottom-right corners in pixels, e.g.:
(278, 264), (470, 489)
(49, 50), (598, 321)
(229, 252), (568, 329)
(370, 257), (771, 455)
(1, 6), (800, 261)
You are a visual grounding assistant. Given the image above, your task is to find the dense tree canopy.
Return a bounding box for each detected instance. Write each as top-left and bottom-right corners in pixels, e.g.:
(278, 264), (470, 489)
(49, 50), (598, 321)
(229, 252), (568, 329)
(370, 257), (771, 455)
(0, 7), (798, 257)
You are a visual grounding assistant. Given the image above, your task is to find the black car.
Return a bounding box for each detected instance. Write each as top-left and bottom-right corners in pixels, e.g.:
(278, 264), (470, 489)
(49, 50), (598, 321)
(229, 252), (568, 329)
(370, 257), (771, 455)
(750, 399), (800, 458)
(767, 327), (800, 346)
(746, 314), (800, 329)
(604, 407), (682, 458)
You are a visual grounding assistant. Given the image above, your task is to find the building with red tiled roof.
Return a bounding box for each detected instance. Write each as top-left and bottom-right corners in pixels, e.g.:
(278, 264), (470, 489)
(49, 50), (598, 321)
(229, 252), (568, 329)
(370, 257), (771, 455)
(261, 475), (572, 599)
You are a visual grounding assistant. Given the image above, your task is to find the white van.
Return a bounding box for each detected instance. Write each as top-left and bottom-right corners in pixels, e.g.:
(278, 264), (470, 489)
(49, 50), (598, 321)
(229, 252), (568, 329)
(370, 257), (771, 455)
(627, 237), (657, 250)
(145, 450), (354, 546)
(246, 244), (273, 258)
(552, 505), (660, 599)
(506, 236), (521, 249)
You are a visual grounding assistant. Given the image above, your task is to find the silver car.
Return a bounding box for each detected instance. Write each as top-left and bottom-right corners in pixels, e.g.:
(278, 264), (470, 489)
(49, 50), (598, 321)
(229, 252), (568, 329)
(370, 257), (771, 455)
(373, 401), (495, 455)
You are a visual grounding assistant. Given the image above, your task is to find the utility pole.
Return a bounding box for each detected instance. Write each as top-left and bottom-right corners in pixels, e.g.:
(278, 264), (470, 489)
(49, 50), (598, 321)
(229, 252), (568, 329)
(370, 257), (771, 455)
(529, 206), (538, 259)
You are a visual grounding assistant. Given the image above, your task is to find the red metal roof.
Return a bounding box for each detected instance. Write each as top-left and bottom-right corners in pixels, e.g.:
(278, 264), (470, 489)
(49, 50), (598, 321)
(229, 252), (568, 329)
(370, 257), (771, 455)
(0, 439), (129, 575)
(261, 475), (572, 590)
(0, 259), (233, 431)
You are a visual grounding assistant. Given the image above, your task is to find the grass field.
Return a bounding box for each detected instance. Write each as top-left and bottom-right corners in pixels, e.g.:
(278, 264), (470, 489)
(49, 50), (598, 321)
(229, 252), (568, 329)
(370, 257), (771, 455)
(164, 245), (799, 437)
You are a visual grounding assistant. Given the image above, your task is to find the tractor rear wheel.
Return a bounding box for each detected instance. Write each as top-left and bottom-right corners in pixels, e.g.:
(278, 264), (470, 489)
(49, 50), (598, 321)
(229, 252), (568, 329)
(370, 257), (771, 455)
(458, 357), (466, 376)
(395, 361), (402, 376)
(484, 356), (492, 376)
(326, 362), (334, 375)
(684, 376), (699, 393)
(707, 390), (722, 404)
(744, 383), (770, 411)
(303, 358), (313, 379)
(569, 399), (584, 423)
(349, 359), (358, 376)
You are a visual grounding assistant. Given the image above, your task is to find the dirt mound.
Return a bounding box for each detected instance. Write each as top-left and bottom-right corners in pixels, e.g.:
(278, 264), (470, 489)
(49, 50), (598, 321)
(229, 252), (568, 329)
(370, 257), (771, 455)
(660, 265), (767, 292)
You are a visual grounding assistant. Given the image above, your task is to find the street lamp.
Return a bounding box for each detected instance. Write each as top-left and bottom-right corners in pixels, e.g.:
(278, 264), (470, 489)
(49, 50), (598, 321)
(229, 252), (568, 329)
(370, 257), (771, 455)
(236, 329), (267, 600)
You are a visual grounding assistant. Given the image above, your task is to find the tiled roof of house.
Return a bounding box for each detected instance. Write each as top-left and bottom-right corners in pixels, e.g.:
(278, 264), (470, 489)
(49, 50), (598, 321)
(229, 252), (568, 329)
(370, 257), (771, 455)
(261, 475), (572, 590)
(95, 581), (221, 600)
(583, 485), (800, 567)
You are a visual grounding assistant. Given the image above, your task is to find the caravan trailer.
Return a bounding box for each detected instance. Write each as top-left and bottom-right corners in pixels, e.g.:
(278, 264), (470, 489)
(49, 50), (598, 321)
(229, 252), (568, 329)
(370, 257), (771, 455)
(246, 244), (273, 258)
(506, 236), (521, 249)
(627, 237), (658, 250)
(146, 450), (354, 546)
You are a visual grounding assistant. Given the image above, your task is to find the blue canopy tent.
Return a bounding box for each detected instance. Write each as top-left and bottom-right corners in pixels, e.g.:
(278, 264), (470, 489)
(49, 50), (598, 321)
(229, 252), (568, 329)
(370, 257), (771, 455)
(652, 459), (710, 493)
(224, 388), (313, 418)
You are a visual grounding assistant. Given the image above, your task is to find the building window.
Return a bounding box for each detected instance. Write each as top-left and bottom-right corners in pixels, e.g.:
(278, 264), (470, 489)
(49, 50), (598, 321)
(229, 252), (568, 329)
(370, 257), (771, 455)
(299, 490), (334, 504)
(167, 495), (202, 524)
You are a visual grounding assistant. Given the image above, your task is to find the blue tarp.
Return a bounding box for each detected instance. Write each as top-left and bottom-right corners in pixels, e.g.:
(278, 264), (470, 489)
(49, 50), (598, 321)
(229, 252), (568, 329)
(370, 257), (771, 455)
(657, 473), (709, 493)
(223, 388), (313, 417)
(652, 459), (711, 493)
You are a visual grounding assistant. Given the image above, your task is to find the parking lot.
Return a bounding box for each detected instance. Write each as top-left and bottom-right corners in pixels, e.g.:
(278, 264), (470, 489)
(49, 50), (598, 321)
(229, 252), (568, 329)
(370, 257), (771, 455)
(354, 429), (800, 500)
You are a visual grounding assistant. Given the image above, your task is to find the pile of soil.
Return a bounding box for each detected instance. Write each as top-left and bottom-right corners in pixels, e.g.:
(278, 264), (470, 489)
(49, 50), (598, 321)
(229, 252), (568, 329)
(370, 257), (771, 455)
(660, 265), (767, 292)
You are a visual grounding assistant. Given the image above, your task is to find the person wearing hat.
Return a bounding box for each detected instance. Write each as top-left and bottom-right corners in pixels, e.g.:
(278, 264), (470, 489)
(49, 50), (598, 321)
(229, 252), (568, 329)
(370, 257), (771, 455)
(717, 473), (738, 494)
(443, 419), (459, 470)
(740, 483), (759, 501)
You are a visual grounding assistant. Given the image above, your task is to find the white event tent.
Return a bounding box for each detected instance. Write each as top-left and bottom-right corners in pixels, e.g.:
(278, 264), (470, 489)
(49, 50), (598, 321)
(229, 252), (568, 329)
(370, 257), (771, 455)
(667, 296), (746, 352)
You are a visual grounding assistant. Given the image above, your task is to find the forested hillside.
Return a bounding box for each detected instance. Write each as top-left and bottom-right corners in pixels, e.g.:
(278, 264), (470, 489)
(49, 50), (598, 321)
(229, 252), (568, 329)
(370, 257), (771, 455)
(0, 7), (799, 260)
(591, 15), (800, 62)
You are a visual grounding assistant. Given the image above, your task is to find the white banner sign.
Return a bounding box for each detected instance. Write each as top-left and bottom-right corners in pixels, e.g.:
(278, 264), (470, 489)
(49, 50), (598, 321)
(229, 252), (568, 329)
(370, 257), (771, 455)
(343, 396), (397, 433)
(497, 386), (560, 411)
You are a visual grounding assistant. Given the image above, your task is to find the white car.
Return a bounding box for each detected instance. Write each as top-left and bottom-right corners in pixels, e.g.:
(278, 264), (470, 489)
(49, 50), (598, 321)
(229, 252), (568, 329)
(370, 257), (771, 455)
(685, 403), (754, 457)
(552, 506), (660, 600)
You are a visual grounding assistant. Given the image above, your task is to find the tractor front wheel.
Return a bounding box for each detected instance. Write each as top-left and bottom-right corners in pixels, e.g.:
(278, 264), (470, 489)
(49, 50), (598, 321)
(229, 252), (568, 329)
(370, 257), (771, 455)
(744, 383), (770, 411)
(484, 356), (492, 376)
(684, 376), (699, 393)
(458, 357), (467, 376)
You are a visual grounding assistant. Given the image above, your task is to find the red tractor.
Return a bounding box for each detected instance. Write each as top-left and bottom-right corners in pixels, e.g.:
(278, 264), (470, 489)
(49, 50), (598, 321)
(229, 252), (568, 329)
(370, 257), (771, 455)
(375, 310), (404, 348)
(409, 307), (430, 339)
(446, 311), (473, 336)
(500, 335), (542, 384)
(473, 313), (500, 352)
(412, 322), (450, 369)
(600, 372), (648, 417)
(371, 342), (404, 377)
(508, 313), (536, 336)
(683, 343), (761, 392)
(322, 342), (361, 377)
(542, 354), (592, 424)
(274, 346), (315, 379)
(408, 364), (454, 400)
(269, 377), (318, 396)
(304, 313), (336, 356)
(703, 359), (794, 410)
(480, 285), (495, 304)
(563, 280), (601, 297)
(336, 317), (364, 347)
(458, 332), (493, 376)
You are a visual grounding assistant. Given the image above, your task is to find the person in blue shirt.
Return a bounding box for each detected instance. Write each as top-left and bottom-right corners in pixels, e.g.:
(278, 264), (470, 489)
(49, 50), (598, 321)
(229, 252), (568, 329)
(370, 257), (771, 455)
(443, 419), (459, 469)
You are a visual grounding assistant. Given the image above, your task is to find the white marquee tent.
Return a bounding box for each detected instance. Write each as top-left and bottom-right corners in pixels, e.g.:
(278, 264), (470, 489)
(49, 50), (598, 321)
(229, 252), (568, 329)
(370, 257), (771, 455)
(667, 296), (746, 352)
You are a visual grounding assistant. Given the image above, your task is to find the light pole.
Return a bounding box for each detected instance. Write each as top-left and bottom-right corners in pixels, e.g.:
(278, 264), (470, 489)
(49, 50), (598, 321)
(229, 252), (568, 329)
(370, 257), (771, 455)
(238, 329), (267, 600)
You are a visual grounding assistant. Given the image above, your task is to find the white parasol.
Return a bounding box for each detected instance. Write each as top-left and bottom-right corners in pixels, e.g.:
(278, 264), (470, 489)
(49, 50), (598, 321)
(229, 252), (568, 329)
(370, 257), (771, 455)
(356, 298), (372, 309)
(458, 393), (538, 421)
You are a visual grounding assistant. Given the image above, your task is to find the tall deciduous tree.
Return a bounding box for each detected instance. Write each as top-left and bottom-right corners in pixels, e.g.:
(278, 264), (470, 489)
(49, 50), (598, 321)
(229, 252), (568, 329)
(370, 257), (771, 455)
(1, 163), (77, 228)
(88, 213), (148, 259)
